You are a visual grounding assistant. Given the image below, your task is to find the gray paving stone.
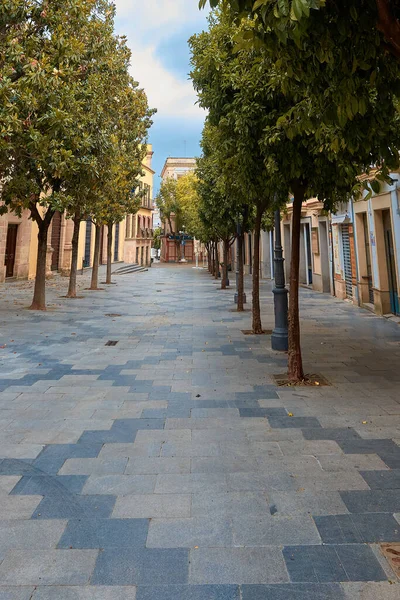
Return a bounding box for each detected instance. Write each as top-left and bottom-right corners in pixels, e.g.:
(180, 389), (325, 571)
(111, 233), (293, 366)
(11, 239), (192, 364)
(0, 549), (98, 585)
(59, 457), (128, 475)
(147, 517), (232, 548)
(191, 456), (259, 473)
(91, 547), (189, 585)
(32, 494), (115, 519)
(1, 495), (41, 519)
(360, 469), (400, 489)
(135, 585), (239, 600)
(341, 582), (400, 599)
(278, 440), (342, 456)
(267, 491), (349, 516)
(58, 518), (149, 548)
(317, 454), (389, 472)
(113, 494), (191, 518)
(227, 472), (297, 492)
(302, 428), (361, 441)
(314, 513), (400, 543)
(126, 457), (190, 475)
(0, 520), (66, 561)
(191, 492), (269, 517)
(269, 417), (322, 429)
(32, 587), (137, 599)
(155, 473), (228, 494)
(82, 474), (156, 495)
(241, 584), (345, 600)
(340, 490), (400, 513)
(233, 515), (321, 546)
(283, 545), (387, 582)
(190, 547), (289, 584)
(0, 588), (35, 600)
(10, 474), (88, 496)
(160, 440), (220, 457)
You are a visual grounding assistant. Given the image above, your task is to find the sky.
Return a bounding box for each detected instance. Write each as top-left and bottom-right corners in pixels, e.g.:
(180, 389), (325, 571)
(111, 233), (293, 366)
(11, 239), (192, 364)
(113, 0), (209, 192)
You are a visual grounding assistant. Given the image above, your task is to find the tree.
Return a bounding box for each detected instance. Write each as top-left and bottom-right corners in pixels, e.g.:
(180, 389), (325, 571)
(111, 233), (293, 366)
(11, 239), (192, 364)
(155, 178), (182, 261)
(190, 16), (280, 332)
(200, 1), (400, 61)
(0, 0), (117, 309)
(153, 227), (162, 251)
(196, 123), (238, 291)
(176, 172), (203, 239)
(192, 6), (400, 380)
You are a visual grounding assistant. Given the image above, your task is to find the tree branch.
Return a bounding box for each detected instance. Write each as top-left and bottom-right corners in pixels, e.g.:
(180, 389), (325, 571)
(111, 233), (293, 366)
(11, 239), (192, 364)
(376, 0), (400, 60)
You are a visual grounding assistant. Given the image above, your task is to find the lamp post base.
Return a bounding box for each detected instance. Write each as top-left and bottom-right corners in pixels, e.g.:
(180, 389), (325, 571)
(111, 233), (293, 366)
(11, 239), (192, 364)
(234, 292), (247, 304)
(271, 286), (288, 351)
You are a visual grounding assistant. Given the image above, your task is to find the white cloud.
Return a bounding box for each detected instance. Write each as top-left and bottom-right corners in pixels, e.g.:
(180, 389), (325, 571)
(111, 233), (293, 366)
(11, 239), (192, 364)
(130, 45), (206, 118)
(114, 0), (207, 35)
(113, 0), (209, 119)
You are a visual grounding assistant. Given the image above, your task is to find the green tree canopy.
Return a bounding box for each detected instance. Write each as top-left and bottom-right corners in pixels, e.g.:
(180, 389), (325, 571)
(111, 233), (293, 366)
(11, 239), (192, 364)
(190, 5), (400, 378)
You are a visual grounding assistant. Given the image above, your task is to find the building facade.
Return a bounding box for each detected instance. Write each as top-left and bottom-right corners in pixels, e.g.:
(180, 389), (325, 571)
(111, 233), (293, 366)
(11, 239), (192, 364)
(230, 176), (400, 320)
(159, 157), (196, 263)
(122, 146), (155, 267)
(352, 176), (400, 316)
(0, 145), (155, 283)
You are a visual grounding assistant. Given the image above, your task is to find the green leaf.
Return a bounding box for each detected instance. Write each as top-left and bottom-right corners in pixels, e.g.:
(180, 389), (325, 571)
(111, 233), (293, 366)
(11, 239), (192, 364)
(370, 180), (380, 194)
(350, 5), (358, 20)
(292, 0), (304, 21)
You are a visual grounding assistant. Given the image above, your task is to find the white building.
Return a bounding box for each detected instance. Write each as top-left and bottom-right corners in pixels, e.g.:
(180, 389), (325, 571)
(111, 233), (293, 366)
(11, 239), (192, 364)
(161, 157), (197, 181)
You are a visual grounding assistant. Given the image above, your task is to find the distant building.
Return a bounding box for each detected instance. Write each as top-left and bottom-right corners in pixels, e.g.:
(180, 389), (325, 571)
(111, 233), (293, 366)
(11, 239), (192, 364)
(160, 157), (196, 263)
(161, 157), (197, 181)
(121, 144), (155, 267)
(0, 144), (155, 282)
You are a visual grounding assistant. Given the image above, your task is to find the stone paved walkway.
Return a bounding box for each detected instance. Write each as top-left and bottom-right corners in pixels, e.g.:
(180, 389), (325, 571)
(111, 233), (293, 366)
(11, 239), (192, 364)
(0, 264), (399, 599)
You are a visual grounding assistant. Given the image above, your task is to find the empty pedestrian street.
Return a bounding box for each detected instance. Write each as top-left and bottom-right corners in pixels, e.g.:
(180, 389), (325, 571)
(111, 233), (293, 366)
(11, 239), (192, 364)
(0, 264), (400, 599)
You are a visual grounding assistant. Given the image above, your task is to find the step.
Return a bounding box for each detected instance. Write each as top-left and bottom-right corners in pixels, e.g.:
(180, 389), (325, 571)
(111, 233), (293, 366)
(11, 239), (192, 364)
(113, 263), (148, 275)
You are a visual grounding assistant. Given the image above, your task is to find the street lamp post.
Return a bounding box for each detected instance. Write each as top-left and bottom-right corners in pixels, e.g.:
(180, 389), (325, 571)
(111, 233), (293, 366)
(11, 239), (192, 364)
(179, 227), (187, 263)
(271, 209), (288, 351)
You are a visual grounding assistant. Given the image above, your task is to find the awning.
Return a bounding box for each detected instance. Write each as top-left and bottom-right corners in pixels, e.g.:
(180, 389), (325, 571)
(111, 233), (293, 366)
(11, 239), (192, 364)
(331, 214), (351, 225)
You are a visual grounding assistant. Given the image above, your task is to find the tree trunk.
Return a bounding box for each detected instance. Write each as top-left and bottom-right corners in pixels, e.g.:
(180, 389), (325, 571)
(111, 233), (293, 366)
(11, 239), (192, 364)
(237, 232), (245, 312)
(30, 222), (51, 310)
(90, 224), (101, 290)
(252, 204), (263, 334)
(66, 215), (81, 298)
(214, 241), (219, 279)
(106, 223), (113, 284)
(288, 182), (305, 382)
(221, 239), (229, 289)
(207, 243), (211, 273)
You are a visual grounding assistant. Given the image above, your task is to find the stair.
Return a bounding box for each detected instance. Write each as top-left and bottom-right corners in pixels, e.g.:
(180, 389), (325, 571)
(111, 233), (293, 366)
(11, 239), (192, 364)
(113, 263), (148, 275)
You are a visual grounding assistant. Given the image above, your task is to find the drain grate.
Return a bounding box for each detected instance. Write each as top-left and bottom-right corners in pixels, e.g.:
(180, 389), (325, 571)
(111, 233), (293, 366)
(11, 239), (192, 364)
(105, 340), (118, 346)
(105, 314), (122, 317)
(381, 544), (400, 578)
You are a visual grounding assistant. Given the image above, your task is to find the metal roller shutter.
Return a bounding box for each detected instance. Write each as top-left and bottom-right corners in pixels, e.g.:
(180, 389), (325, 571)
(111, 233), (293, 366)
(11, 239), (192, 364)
(341, 224), (353, 298)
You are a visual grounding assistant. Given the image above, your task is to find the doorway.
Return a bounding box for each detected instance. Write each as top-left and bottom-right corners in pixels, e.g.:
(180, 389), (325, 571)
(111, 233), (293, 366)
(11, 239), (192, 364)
(5, 224), (18, 278)
(114, 223), (120, 262)
(84, 219), (92, 267)
(362, 213), (374, 304)
(319, 221), (330, 293)
(383, 209), (399, 315)
(51, 211), (62, 271)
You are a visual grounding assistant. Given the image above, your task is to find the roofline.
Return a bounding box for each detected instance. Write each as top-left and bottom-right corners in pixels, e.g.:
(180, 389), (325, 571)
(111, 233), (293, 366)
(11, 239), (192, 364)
(142, 164), (155, 175)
